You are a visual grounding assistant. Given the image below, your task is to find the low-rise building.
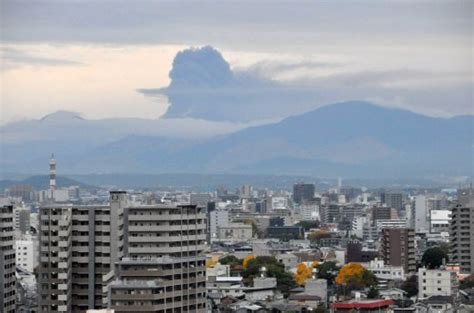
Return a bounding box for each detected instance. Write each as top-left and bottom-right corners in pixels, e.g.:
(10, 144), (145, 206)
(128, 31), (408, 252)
(331, 299), (395, 312)
(217, 223), (253, 243)
(366, 258), (405, 282)
(266, 226), (304, 241)
(418, 268), (459, 299)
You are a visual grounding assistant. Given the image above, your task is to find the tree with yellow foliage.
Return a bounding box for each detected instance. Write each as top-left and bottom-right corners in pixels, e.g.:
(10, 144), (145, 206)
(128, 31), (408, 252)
(242, 255), (255, 269)
(335, 263), (377, 289)
(307, 230), (330, 242)
(206, 259), (217, 268)
(295, 263), (312, 285)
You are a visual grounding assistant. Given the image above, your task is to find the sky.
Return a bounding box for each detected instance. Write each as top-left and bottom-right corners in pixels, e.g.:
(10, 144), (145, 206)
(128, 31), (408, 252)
(1, 0), (472, 125)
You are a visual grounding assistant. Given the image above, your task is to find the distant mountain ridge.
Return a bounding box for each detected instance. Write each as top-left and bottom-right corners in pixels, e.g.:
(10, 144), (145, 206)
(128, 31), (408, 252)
(0, 175), (95, 191)
(1, 101), (472, 178)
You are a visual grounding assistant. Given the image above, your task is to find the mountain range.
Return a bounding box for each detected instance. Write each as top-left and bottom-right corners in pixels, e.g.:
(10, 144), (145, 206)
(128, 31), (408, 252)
(1, 101), (472, 178)
(0, 175), (95, 191)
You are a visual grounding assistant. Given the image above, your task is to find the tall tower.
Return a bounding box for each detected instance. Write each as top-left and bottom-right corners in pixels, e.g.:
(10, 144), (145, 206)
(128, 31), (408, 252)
(49, 153), (56, 199)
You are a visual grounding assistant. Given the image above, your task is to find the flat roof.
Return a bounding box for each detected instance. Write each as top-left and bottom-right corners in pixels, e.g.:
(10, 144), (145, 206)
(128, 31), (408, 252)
(216, 276), (242, 282)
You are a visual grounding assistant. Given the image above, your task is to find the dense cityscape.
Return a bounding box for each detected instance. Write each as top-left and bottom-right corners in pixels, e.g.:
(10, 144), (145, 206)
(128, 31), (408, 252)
(1, 156), (473, 313)
(2, 2), (473, 313)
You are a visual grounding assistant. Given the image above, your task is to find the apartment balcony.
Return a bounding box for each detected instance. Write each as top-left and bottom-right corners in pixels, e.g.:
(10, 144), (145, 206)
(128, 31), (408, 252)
(129, 214), (206, 221)
(111, 304), (166, 312)
(122, 266), (206, 278)
(112, 292), (167, 301)
(128, 234), (206, 243)
(129, 245), (206, 254)
(73, 215), (89, 221)
(128, 224), (206, 232)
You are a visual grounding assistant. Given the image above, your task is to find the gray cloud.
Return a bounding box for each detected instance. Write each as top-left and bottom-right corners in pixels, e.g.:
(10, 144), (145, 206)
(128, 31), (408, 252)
(1, 1), (471, 51)
(1, 47), (82, 70)
(241, 60), (344, 80)
(2, 1), (472, 119)
(139, 46), (473, 122)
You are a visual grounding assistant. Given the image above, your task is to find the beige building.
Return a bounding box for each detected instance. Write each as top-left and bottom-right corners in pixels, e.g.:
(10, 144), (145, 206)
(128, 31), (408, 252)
(38, 191), (127, 313)
(217, 223), (253, 242)
(109, 204), (207, 313)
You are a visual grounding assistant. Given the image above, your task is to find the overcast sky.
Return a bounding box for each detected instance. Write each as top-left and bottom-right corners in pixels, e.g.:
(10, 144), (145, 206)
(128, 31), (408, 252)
(1, 0), (472, 124)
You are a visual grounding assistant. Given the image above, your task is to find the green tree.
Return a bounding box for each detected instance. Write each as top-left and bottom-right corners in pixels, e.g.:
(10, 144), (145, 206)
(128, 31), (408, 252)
(243, 219), (263, 238)
(314, 304), (329, 313)
(401, 275), (418, 298)
(316, 261), (340, 285)
(219, 255), (241, 266)
(307, 230), (331, 242)
(361, 269), (378, 287)
(367, 286), (380, 299)
(460, 274), (474, 290)
(241, 256), (296, 297)
(421, 247), (449, 269)
(295, 220), (320, 231)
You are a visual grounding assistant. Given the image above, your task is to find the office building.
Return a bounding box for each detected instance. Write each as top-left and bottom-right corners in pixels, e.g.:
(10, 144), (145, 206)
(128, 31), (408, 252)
(429, 210), (451, 234)
(372, 207), (397, 225)
(38, 191), (126, 312)
(380, 228), (416, 273)
(300, 204), (319, 221)
(346, 241), (378, 263)
(450, 188), (474, 273)
(381, 192), (404, 211)
(320, 204), (342, 225)
(340, 187), (362, 202)
(375, 219), (407, 231)
(16, 237), (37, 272)
(1, 205), (16, 313)
(109, 203), (207, 312)
(217, 223), (253, 243)
(418, 268), (458, 299)
(415, 195), (429, 233)
(293, 183), (315, 205)
(266, 226), (304, 241)
(269, 196), (288, 211)
(367, 258), (405, 282)
(190, 193), (211, 206)
(15, 206), (31, 234)
(240, 184), (253, 198)
(7, 184), (34, 202)
(209, 209), (229, 242)
(351, 216), (367, 239)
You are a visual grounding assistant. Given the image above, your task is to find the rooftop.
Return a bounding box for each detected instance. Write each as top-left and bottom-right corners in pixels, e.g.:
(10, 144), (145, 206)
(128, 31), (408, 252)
(332, 299), (395, 309)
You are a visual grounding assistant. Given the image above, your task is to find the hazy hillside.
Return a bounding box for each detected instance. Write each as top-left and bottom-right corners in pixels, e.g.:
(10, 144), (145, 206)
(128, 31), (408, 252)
(1, 101), (472, 178)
